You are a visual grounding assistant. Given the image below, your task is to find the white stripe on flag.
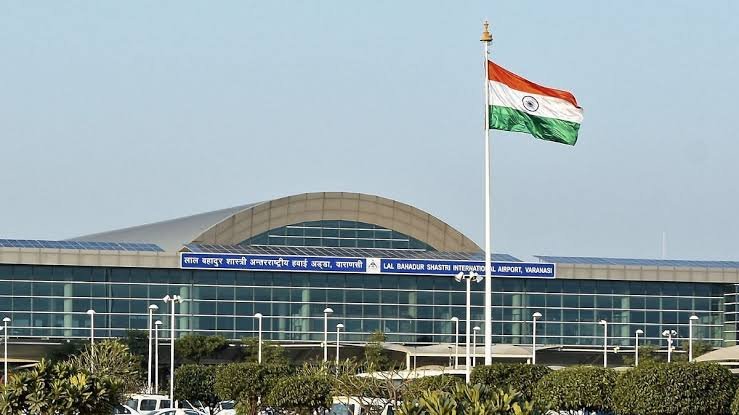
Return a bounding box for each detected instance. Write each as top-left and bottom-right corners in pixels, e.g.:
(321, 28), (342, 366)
(488, 81), (584, 123)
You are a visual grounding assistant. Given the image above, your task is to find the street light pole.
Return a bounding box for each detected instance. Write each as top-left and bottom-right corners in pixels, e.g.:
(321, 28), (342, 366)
(147, 304), (159, 393)
(635, 329), (644, 366)
(689, 315), (699, 362)
(3, 317), (10, 386)
(86, 309), (96, 372)
(323, 308), (333, 362)
(163, 294), (183, 402)
(336, 323), (344, 365)
(662, 329), (677, 363)
(254, 313), (263, 364)
(451, 317), (459, 369)
(532, 312), (542, 365)
(455, 271), (482, 383)
(599, 320), (608, 368)
(154, 320), (162, 394)
(472, 326), (481, 367)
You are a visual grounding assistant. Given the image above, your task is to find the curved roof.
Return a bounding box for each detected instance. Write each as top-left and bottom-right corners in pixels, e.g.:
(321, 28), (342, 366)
(71, 192), (481, 253)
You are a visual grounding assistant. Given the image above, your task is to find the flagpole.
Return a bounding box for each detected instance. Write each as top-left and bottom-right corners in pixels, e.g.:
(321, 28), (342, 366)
(481, 20), (493, 366)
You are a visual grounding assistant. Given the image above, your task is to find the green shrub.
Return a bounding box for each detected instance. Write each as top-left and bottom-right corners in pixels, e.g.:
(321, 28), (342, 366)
(397, 383), (538, 415)
(215, 362), (290, 415)
(265, 373), (333, 415)
(615, 362), (735, 415)
(174, 364), (219, 410)
(533, 366), (616, 413)
(0, 359), (122, 415)
(404, 375), (464, 400)
(470, 364), (551, 400)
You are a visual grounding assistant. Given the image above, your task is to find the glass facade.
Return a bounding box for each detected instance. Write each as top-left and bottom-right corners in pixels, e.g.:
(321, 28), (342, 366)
(0, 264), (727, 347)
(241, 220), (434, 250)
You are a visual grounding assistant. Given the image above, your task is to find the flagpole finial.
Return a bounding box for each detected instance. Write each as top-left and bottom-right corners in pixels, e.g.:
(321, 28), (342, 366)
(480, 20), (493, 42)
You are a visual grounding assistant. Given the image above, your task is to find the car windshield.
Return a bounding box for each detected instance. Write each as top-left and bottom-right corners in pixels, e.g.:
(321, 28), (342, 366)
(329, 403), (351, 415)
(221, 401), (235, 410)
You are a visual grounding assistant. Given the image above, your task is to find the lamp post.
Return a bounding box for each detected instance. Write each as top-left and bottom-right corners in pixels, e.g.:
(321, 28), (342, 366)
(635, 329), (644, 366)
(336, 323), (344, 365)
(451, 317), (459, 369)
(154, 320), (162, 394)
(689, 315), (699, 362)
(532, 312), (542, 365)
(147, 304), (159, 393)
(163, 294), (183, 402)
(254, 313), (263, 364)
(3, 317), (10, 386)
(662, 329), (678, 363)
(86, 309), (96, 371)
(472, 326), (481, 367)
(454, 271), (483, 383)
(599, 320), (608, 368)
(323, 307), (334, 362)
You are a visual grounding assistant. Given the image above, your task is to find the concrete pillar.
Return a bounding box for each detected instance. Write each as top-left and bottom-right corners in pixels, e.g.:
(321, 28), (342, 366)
(64, 283), (73, 337)
(301, 288), (311, 340)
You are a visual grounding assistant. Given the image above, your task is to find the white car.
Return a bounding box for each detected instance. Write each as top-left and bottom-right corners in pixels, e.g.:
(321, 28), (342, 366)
(213, 401), (236, 415)
(112, 404), (141, 414)
(151, 410), (202, 415)
(126, 394), (172, 415)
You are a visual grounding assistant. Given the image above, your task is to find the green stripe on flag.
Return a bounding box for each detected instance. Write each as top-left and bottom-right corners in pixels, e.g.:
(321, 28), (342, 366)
(489, 105), (580, 145)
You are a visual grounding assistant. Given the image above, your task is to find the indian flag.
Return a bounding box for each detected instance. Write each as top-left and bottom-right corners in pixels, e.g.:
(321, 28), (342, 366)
(488, 60), (583, 145)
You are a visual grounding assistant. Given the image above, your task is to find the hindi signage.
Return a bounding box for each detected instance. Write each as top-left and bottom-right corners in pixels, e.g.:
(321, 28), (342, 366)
(180, 252), (555, 279)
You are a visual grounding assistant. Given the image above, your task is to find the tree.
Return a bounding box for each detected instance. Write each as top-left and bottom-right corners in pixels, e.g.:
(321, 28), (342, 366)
(240, 337), (289, 365)
(364, 331), (392, 371)
(470, 364), (551, 401)
(122, 329), (150, 358)
(215, 362), (291, 415)
(0, 359), (123, 415)
(622, 343), (662, 366)
(174, 364), (219, 410)
(45, 339), (87, 362)
(176, 334), (228, 364)
(265, 373), (333, 415)
(615, 362), (735, 415)
(404, 375), (463, 401)
(534, 366), (616, 415)
(69, 339), (143, 396)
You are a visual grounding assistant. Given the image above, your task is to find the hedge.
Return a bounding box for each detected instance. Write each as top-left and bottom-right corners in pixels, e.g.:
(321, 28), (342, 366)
(615, 362), (735, 415)
(265, 373), (333, 415)
(470, 363), (551, 400)
(533, 366), (616, 413)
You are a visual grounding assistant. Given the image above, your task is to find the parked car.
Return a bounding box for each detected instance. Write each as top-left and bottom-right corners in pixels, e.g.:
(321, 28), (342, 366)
(179, 400), (210, 415)
(150, 410), (202, 415)
(112, 404), (141, 414)
(126, 394), (172, 415)
(213, 400), (236, 415)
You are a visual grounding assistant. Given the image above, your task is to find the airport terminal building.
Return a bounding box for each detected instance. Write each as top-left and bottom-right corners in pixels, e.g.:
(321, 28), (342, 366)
(0, 192), (736, 363)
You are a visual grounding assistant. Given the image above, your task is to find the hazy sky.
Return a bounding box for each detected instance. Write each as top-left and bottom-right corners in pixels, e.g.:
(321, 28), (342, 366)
(1, 1), (737, 261)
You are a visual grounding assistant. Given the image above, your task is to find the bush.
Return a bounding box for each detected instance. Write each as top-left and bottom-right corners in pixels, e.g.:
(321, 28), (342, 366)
(265, 373), (333, 415)
(0, 359), (122, 415)
(615, 362), (735, 415)
(397, 383), (538, 415)
(174, 364), (219, 410)
(533, 366), (616, 414)
(470, 364), (551, 401)
(404, 375), (463, 400)
(215, 362), (290, 415)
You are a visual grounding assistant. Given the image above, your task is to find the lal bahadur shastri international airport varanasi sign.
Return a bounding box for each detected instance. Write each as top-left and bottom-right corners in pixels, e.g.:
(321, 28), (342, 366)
(180, 252), (555, 279)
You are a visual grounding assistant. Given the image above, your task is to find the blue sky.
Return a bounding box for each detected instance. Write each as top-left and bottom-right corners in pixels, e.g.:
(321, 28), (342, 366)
(1, 1), (737, 260)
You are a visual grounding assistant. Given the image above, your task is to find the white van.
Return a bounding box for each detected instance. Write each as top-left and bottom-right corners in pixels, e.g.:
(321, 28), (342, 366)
(330, 397), (396, 415)
(126, 394), (172, 415)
